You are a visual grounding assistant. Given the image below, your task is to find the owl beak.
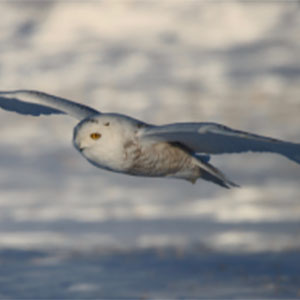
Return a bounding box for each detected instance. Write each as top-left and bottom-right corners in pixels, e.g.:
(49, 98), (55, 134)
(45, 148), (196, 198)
(74, 139), (85, 152)
(78, 144), (86, 152)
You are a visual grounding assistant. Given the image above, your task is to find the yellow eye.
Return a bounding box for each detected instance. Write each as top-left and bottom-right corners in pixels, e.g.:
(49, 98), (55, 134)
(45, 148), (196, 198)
(90, 132), (101, 140)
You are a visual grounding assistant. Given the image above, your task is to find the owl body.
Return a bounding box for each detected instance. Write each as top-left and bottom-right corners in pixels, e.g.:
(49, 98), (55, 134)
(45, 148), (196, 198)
(73, 114), (195, 179)
(125, 140), (198, 180)
(73, 113), (229, 186)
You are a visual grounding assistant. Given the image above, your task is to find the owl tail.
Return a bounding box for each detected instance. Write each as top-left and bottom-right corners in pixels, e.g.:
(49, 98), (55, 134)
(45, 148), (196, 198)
(193, 158), (239, 189)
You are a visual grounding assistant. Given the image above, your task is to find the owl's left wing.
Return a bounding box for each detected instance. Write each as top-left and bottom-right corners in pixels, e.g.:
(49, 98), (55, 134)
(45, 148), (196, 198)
(140, 122), (300, 164)
(0, 90), (100, 120)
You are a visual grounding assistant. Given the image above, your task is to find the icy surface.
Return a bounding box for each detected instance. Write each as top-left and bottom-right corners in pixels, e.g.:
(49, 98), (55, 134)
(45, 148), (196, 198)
(0, 1), (300, 298)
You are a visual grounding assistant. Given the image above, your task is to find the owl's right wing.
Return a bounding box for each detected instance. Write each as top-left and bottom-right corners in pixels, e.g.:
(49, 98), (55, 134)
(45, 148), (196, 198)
(140, 122), (300, 165)
(0, 90), (100, 120)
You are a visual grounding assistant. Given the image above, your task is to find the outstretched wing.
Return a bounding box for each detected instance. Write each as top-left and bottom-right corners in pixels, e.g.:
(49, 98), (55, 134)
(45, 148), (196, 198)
(0, 90), (100, 120)
(141, 122), (300, 164)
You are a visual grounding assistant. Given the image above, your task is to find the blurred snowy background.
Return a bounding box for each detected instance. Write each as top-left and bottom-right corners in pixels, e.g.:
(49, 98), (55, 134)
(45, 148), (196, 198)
(0, 0), (300, 298)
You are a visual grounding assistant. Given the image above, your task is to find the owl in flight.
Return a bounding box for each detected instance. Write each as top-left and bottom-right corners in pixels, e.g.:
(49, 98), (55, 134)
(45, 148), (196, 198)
(0, 90), (299, 188)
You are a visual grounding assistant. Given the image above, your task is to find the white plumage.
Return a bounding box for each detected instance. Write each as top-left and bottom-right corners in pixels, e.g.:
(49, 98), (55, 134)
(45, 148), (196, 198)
(1, 90), (299, 188)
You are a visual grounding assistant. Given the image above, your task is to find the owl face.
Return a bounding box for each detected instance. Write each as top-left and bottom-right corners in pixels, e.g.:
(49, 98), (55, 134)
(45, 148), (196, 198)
(74, 118), (110, 152)
(73, 114), (139, 172)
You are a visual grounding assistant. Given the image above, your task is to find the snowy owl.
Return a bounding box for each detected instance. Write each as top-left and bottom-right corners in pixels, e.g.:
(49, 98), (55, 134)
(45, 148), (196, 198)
(0, 90), (300, 188)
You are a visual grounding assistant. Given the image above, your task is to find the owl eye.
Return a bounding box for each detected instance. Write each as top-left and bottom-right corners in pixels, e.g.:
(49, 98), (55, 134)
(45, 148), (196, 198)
(90, 132), (101, 140)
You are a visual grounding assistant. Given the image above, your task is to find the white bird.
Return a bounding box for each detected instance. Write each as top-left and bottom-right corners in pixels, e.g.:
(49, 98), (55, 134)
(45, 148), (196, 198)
(0, 90), (299, 188)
